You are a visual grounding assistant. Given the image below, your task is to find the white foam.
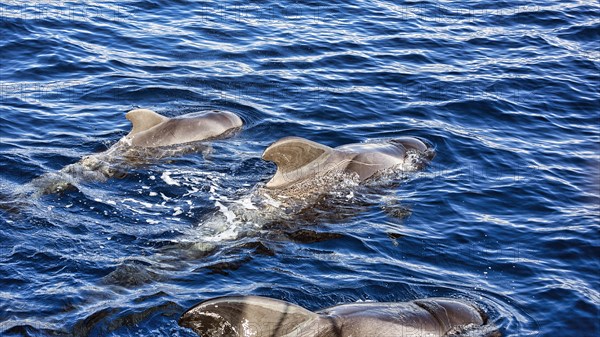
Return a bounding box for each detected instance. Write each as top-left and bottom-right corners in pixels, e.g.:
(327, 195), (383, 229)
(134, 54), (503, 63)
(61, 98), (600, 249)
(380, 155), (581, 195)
(242, 319), (257, 337)
(203, 224), (239, 242)
(236, 196), (258, 210)
(121, 198), (153, 209)
(215, 201), (236, 223)
(182, 186), (199, 196)
(173, 207), (183, 216)
(160, 172), (180, 186)
(262, 193), (282, 208)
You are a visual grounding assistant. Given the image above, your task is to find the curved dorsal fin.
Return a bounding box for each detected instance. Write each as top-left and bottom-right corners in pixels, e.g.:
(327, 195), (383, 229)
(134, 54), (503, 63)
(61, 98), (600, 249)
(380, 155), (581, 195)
(125, 109), (168, 136)
(262, 137), (332, 188)
(179, 296), (320, 337)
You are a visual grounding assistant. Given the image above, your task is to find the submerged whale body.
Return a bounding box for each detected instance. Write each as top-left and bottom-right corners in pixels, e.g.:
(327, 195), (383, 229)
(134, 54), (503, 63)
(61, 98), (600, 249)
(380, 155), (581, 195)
(179, 295), (493, 337)
(31, 108), (243, 194)
(262, 136), (434, 189)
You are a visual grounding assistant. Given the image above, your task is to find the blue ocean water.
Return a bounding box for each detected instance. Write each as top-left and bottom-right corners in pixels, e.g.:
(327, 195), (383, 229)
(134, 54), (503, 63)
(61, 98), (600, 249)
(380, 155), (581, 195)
(0, 0), (598, 336)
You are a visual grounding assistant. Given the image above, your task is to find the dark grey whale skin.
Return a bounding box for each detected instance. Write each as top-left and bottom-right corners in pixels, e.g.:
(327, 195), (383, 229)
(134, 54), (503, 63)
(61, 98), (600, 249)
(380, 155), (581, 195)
(179, 296), (496, 337)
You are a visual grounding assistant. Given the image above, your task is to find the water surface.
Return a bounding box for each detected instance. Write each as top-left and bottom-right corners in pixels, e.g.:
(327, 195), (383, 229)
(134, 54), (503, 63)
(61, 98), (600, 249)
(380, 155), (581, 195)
(1, 1), (599, 336)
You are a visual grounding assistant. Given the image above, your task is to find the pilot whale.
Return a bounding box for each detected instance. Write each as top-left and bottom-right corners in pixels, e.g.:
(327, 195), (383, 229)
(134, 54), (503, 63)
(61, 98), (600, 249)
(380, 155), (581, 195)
(179, 295), (494, 337)
(123, 108), (243, 147)
(187, 136), (434, 245)
(31, 108), (243, 194)
(262, 136), (434, 189)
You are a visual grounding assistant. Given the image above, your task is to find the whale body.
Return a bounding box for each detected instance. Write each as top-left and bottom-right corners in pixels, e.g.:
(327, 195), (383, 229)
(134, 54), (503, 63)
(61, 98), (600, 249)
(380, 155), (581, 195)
(31, 108), (243, 194)
(124, 108), (243, 147)
(262, 136), (434, 189)
(179, 296), (492, 337)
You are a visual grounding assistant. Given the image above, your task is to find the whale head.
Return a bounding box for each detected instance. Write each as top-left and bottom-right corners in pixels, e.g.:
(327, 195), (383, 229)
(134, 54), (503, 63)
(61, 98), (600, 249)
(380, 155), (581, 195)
(390, 137), (436, 168)
(380, 136), (436, 174)
(412, 298), (487, 333)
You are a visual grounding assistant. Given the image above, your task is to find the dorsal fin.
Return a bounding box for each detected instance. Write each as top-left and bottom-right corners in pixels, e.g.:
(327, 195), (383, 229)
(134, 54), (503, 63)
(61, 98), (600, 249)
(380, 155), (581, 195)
(262, 137), (332, 188)
(179, 296), (320, 337)
(125, 109), (168, 136)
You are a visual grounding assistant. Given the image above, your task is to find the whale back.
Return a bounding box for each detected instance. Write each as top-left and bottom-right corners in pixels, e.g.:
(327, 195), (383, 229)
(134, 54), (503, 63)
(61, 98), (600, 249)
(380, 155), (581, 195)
(125, 109), (169, 136)
(262, 137), (333, 189)
(127, 110), (243, 147)
(179, 296), (489, 337)
(179, 296), (320, 337)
